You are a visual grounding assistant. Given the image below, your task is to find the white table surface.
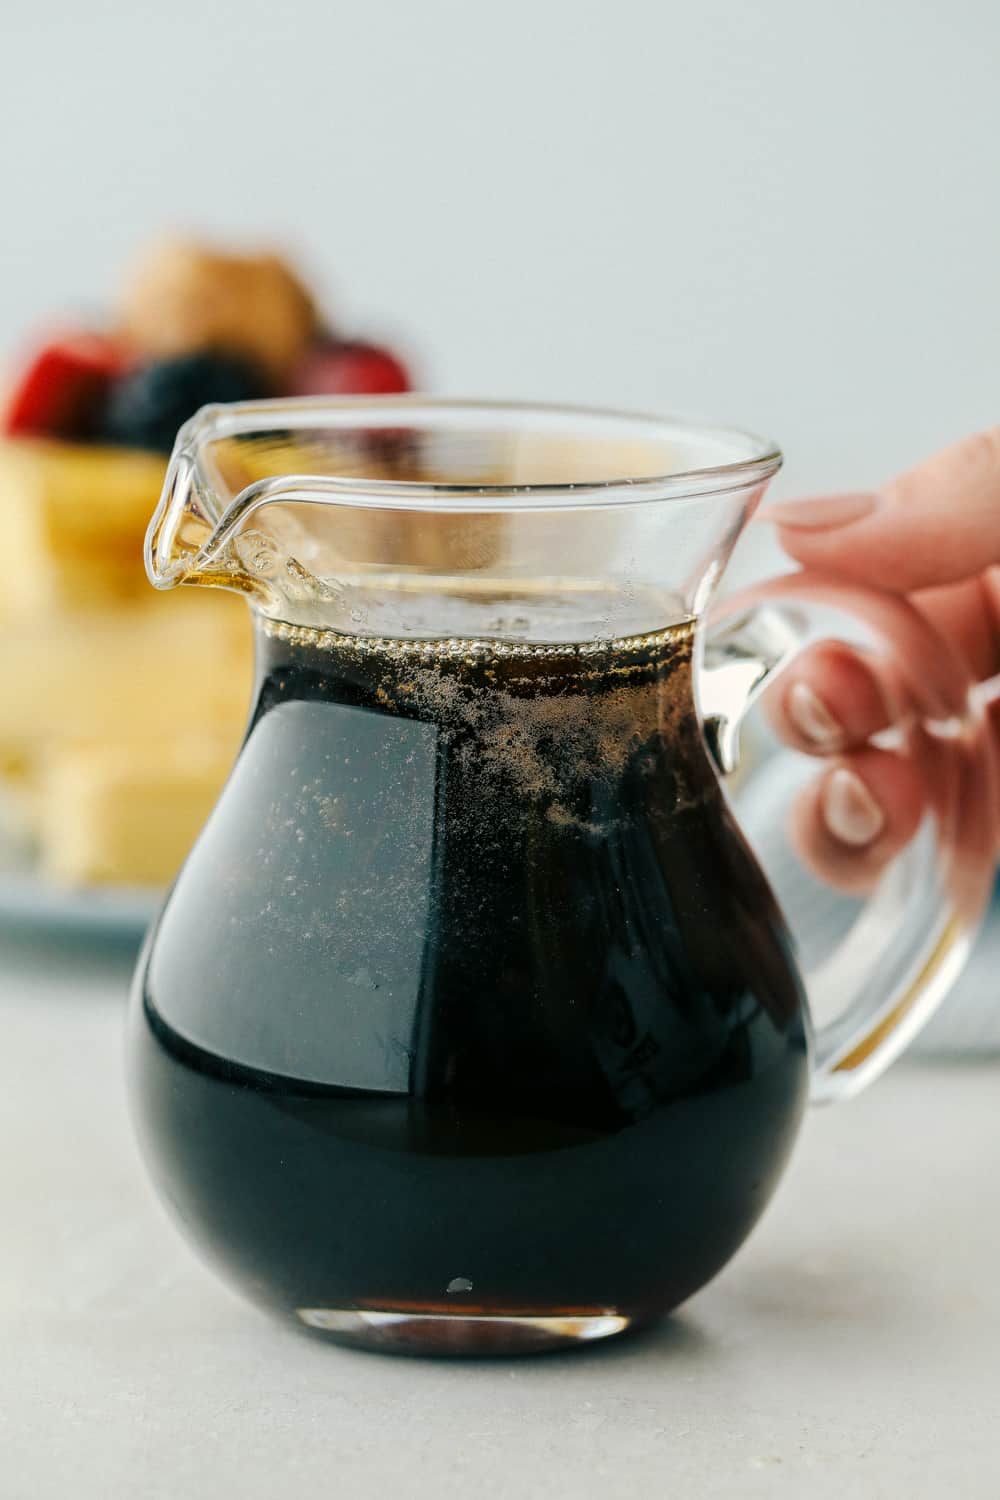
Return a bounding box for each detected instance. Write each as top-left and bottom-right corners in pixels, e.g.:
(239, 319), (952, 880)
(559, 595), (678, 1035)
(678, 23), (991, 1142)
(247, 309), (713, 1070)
(2, 928), (998, 1500)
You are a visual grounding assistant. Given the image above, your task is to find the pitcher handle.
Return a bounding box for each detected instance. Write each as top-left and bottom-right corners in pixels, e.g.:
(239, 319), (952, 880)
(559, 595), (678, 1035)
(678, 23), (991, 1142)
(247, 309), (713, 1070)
(699, 571), (998, 1105)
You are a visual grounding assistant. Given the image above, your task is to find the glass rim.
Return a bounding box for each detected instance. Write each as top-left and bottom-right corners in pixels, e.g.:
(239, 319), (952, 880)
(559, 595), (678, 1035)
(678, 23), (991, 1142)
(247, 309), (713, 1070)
(179, 395), (783, 513)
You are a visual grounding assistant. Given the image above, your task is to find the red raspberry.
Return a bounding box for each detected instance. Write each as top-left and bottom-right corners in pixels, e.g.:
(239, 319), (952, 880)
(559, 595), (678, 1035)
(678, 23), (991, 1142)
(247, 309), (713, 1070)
(4, 332), (126, 440)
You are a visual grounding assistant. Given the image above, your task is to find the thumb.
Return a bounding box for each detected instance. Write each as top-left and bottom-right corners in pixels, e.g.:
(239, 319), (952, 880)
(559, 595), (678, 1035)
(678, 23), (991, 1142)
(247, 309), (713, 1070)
(759, 427), (1000, 592)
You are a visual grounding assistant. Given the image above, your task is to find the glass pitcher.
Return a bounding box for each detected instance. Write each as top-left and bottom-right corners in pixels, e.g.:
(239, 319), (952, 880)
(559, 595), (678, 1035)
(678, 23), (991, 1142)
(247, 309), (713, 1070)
(128, 399), (996, 1356)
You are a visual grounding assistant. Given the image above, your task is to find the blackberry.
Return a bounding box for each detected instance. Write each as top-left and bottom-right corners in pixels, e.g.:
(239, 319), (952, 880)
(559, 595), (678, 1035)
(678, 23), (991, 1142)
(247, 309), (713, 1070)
(103, 350), (270, 453)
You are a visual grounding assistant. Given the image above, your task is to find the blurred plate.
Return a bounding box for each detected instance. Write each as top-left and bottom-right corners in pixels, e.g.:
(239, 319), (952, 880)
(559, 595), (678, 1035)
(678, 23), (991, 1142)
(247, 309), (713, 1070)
(0, 798), (160, 940)
(0, 871), (159, 940)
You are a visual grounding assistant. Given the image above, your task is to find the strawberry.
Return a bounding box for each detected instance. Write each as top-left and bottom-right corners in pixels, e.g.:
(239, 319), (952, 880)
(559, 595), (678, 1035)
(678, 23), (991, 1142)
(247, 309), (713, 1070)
(3, 332), (126, 440)
(292, 339), (411, 397)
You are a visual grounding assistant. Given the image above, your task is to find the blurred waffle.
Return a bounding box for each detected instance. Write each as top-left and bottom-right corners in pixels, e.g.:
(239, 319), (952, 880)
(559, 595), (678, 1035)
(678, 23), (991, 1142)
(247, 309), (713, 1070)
(0, 440), (167, 609)
(0, 237), (414, 887)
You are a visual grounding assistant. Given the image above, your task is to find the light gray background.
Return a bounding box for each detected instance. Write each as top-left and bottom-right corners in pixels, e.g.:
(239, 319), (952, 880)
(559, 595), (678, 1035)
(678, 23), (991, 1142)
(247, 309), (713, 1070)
(1, 0), (998, 543)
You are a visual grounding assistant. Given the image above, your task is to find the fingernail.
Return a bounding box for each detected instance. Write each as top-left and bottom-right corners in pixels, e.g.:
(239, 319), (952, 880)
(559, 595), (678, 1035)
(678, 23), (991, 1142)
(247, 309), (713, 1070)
(822, 767), (885, 848)
(758, 493), (878, 530)
(787, 681), (843, 749)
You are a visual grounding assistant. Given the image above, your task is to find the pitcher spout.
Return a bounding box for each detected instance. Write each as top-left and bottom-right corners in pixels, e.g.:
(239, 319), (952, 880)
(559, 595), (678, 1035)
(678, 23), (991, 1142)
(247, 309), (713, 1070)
(146, 448), (201, 589)
(145, 405), (274, 592)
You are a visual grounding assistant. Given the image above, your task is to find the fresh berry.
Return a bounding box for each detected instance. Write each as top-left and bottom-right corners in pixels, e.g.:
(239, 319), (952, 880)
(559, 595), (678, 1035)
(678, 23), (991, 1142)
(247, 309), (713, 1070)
(3, 332), (125, 440)
(102, 351), (271, 454)
(293, 339), (411, 397)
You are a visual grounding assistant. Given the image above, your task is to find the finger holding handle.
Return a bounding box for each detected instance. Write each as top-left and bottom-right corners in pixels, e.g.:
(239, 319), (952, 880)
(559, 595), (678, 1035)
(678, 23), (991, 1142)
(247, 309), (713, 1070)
(703, 571), (998, 1101)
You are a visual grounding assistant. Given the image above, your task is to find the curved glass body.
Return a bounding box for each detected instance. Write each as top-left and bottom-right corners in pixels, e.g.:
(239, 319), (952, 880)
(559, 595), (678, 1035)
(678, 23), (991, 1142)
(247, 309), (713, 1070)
(130, 399), (808, 1354)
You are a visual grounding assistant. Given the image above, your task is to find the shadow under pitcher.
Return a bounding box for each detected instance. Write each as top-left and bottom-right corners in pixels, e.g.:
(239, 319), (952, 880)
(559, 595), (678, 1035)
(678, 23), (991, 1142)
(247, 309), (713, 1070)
(128, 398), (996, 1355)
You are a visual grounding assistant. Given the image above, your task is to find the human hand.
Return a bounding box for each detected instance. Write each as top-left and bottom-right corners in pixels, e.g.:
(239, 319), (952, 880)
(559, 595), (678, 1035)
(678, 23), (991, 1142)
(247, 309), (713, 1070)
(760, 429), (1000, 892)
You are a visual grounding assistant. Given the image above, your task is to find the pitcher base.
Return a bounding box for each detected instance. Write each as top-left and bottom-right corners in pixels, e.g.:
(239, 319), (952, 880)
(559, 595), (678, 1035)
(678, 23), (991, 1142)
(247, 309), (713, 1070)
(296, 1306), (634, 1357)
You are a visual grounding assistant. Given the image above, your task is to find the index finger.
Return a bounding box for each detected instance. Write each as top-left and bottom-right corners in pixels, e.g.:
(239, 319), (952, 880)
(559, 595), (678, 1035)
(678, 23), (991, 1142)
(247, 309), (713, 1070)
(760, 427), (1000, 594)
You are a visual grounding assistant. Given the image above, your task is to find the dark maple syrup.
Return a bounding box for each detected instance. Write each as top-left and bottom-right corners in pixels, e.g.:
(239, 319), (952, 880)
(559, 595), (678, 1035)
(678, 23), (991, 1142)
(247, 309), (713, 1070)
(130, 616), (807, 1353)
